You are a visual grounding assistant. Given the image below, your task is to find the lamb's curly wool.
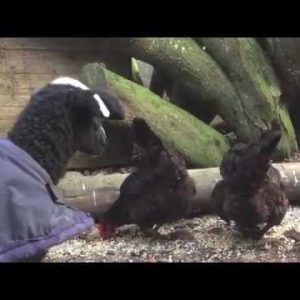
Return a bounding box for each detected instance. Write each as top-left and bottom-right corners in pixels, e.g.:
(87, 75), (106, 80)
(8, 80), (124, 185)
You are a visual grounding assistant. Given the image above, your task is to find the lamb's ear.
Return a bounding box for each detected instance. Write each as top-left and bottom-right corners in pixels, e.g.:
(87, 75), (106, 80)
(93, 89), (125, 120)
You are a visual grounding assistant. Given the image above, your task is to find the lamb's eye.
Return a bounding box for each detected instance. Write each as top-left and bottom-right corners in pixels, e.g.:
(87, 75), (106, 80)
(92, 117), (102, 131)
(92, 121), (99, 131)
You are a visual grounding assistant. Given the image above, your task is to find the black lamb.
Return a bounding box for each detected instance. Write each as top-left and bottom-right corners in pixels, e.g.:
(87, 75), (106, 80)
(8, 77), (125, 185)
(0, 77), (125, 262)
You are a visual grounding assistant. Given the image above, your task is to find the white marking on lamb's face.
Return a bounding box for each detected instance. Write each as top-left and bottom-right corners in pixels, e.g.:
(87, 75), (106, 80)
(51, 77), (111, 118)
(93, 190), (97, 206)
(93, 94), (110, 118)
(82, 183), (86, 192)
(51, 77), (90, 90)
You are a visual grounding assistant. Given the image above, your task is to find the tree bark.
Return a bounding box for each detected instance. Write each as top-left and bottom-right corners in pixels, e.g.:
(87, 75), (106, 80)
(79, 63), (229, 168)
(196, 38), (297, 160)
(257, 38), (300, 102)
(110, 38), (245, 132)
(257, 38), (300, 145)
(107, 38), (297, 159)
(60, 163), (300, 220)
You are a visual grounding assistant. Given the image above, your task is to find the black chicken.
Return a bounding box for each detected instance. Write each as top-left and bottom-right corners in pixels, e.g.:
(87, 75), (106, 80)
(98, 118), (196, 239)
(212, 119), (289, 239)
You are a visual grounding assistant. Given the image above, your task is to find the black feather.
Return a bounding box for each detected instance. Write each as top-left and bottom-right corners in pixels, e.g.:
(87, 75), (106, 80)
(100, 118), (196, 238)
(212, 119), (289, 239)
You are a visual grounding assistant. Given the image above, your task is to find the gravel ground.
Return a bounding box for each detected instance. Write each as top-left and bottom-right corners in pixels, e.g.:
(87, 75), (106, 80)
(43, 207), (300, 263)
(43, 156), (300, 263)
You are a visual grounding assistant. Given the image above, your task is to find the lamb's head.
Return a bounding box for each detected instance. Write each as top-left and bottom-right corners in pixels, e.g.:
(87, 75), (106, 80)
(66, 88), (109, 155)
(50, 77), (125, 156)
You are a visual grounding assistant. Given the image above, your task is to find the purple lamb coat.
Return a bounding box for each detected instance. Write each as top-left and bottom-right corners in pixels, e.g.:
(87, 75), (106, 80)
(0, 137), (95, 262)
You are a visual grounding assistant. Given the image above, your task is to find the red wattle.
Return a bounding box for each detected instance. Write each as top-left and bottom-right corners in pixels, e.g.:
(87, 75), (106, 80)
(97, 223), (105, 238)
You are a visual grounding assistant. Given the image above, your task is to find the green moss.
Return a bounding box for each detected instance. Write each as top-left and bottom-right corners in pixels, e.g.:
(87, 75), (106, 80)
(81, 63), (229, 168)
(199, 38), (297, 158)
(277, 107), (298, 158)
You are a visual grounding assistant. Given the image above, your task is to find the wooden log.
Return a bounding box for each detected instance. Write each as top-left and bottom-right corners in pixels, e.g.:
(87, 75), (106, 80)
(59, 163), (300, 221)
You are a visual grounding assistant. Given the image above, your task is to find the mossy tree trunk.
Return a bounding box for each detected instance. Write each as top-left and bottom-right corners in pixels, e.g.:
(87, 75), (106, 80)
(196, 38), (297, 159)
(107, 38), (297, 159)
(257, 37), (300, 100)
(257, 38), (300, 145)
(80, 63), (229, 168)
(110, 38), (247, 134)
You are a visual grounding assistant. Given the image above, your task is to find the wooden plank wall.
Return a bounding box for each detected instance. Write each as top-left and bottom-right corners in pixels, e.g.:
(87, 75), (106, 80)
(0, 38), (129, 135)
